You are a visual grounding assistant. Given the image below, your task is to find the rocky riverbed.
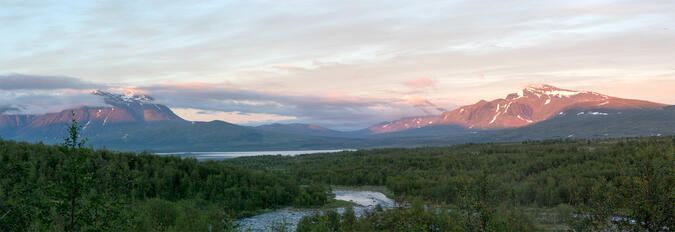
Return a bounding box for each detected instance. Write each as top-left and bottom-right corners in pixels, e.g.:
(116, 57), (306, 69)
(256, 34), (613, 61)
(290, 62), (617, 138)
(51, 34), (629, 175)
(235, 190), (396, 231)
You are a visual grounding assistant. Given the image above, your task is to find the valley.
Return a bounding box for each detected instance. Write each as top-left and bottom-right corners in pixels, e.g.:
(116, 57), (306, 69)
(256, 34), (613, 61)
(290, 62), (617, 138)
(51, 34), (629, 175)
(2, 135), (671, 231)
(3, 2), (674, 231)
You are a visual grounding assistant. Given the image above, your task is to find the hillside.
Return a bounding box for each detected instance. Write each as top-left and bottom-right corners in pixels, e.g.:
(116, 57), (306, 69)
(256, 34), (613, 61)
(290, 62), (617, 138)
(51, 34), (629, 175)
(0, 86), (672, 152)
(371, 84), (666, 133)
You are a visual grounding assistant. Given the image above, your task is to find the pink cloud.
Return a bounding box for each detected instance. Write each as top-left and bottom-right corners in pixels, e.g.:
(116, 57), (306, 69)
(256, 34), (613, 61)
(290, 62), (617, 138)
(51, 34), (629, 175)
(404, 77), (436, 88)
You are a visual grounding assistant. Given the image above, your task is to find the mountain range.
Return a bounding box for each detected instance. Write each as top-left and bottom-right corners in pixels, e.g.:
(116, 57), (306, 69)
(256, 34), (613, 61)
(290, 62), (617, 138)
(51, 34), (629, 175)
(1, 85), (672, 151)
(369, 84), (665, 133)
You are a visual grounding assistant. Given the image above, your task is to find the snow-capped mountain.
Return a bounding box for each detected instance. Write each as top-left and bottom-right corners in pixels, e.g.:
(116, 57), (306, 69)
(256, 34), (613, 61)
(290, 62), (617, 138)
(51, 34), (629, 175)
(368, 116), (438, 134)
(90, 90), (182, 123)
(0, 90), (183, 130)
(369, 84), (667, 133)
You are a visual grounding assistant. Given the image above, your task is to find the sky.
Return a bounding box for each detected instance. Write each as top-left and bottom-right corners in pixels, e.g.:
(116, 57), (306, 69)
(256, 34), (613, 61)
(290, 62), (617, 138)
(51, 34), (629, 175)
(1, 0), (674, 130)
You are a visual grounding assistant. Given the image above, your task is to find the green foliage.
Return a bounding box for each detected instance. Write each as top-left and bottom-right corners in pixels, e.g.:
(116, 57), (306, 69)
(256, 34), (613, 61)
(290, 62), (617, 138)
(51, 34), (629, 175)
(0, 118), (327, 230)
(61, 112), (94, 232)
(293, 183), (329, 208)
(1, 119), (672, 232)
(295, 209), (345, 232)
(128, 199), (231, 232)
(571, 142), (675, 231)
(295, 204), (535, 232)
(341, 206), (356, 230)
(230, 136), (674, 230)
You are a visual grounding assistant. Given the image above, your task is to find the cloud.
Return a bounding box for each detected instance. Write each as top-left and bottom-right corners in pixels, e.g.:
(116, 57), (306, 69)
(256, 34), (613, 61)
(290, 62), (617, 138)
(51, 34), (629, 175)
(4, 0), (674, 90)
(132, 81), (458, 130)
(1, 1), (674, 126)
(0, 74), (450, 130)
(0, 90), (105, 115)
(171, 108), (296, 125)
(401, 97), (447, 115)
(0, 105), (20, 114)
(139, 83), (415, 130)
(404, 77), (437, 88)
(0, 74), (110, 114)
(0, 73), (105, 90)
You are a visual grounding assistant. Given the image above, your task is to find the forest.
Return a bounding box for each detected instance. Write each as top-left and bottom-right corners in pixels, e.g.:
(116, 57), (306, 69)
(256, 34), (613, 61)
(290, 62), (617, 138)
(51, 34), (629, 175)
(0, 119), (327, 231)
(1, 118), (673, 231)
(229, 137), (674, 231)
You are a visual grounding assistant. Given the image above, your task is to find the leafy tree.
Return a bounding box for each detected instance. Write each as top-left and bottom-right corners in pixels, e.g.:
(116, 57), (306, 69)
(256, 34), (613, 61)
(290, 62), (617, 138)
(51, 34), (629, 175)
(342, 206), (356, 229)
(60, 111), (91, 231)
(616, 144), (674, 231)
(0, 114), (321, 230)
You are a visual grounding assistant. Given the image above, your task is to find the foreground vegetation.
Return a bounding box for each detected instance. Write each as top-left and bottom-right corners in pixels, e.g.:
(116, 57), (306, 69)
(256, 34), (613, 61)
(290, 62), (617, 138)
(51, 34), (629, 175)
(229, 137), (674, 231)
(1, 116), (672, 231)
(0, 119), (328, 231)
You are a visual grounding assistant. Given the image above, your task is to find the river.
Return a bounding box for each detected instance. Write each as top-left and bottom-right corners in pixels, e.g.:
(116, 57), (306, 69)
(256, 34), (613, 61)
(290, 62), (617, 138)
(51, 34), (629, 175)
(234, 190), (397, 231)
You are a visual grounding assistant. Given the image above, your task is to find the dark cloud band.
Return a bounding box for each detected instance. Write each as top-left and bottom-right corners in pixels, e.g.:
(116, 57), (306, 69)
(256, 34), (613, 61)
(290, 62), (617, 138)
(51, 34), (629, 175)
(0, 73), (105, 90)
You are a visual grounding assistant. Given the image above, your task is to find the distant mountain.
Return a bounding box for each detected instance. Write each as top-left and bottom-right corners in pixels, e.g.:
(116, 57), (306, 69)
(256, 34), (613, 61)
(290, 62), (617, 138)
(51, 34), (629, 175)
(371, 84), (666, 133)
(85, 105), (675, 151)
(83, 120), (359, 152)
(370, 124), (472, 138)
(463, 106), (675, 142)
(361, 106), (675, 148)
(90, 90), (183, 122)
(256, 123), (344, 137)
(1, 90), (181, 127)
(368, 116), (438, 134)
(0, 90), (183, 143)
(1, 86), (672, 152)
(0, 91), (358, 151)
(256, 123), (375, 138)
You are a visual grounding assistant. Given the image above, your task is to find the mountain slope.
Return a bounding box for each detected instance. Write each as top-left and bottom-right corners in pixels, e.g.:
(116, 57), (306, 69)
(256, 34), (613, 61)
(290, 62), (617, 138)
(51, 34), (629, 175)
(372, 84), (666, 133)
(255, 123), (355, 137)
(0, 90), (360, 151)
(84, 120), (361, 152)
(84, 105), (675, 151)
(368, 116), (438, 134)
(1, 86), (671, 152)
(0, 90), (184, 143)
(360, 106), (675, 148)
(472, 106), (675, 142)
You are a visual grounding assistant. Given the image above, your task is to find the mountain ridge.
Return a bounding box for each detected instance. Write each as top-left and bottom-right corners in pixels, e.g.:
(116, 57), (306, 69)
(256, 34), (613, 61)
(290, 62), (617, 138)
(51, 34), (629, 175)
(370, 84), (666, 133)
(1, 85), (672, 151)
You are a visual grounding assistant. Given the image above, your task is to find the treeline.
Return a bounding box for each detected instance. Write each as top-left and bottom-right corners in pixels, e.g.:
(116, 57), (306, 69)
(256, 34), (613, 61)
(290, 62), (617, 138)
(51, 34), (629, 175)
(228, 137), (674, 231)
(0, 122), (327, 231)
(296, 200), (535, 232)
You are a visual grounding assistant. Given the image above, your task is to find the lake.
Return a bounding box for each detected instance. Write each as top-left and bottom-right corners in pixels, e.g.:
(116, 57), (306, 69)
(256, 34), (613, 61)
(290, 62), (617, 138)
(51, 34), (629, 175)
(156, 149), (354, 161)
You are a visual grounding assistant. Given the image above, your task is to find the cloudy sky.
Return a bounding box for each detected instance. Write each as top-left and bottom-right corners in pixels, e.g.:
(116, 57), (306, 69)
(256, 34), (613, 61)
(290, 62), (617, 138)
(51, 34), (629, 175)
(1, 0), (674, 130)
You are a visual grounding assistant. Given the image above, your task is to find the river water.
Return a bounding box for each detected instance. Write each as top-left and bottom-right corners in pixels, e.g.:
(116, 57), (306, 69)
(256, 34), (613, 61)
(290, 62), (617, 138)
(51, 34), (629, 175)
(234, 190), (397, 231)
(156, 149), (353, 161)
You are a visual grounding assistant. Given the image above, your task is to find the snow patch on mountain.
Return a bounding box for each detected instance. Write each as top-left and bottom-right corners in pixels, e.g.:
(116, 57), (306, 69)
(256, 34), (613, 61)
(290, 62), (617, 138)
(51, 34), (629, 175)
(577, 111), (608, 116)
(92, 90), (156, 109)
(517, 115), (533, 123)
(489, 112), (500, 124)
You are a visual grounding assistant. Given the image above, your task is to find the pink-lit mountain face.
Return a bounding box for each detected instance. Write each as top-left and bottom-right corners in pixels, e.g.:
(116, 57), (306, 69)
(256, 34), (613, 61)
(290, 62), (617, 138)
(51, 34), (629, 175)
(368, 116), (438, 134)
(370, 84), (667, 133)
(0, 90), (183, 129)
